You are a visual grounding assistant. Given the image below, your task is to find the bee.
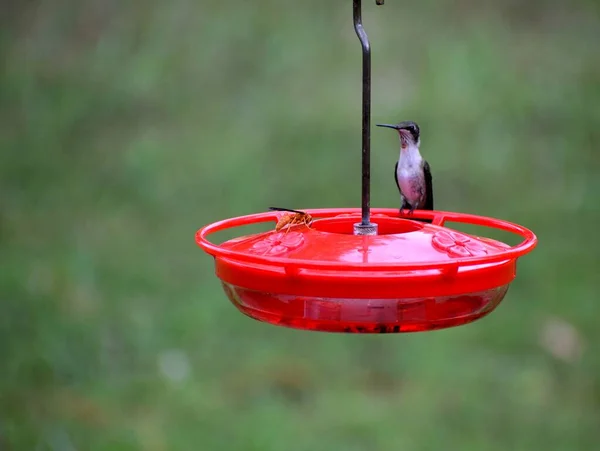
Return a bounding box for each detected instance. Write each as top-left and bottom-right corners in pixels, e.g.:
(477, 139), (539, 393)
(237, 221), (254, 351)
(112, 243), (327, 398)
(268, 207), (313, 234)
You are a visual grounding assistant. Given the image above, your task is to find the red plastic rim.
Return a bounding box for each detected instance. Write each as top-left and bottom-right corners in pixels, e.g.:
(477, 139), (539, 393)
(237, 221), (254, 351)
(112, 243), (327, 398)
(196, 208), (537, 271)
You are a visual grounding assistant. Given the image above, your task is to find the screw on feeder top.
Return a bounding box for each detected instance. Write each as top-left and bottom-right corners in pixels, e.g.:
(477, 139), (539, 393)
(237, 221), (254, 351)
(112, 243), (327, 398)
(353, 0), (383, 236)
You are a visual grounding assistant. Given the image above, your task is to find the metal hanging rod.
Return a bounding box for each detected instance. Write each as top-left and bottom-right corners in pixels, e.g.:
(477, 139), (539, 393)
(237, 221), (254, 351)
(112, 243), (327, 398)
(353, 0), (383, 236)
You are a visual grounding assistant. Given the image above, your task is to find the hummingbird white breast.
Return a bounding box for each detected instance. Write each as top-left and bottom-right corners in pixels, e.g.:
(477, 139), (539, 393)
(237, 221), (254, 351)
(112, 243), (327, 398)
(396, 145), (425, 207)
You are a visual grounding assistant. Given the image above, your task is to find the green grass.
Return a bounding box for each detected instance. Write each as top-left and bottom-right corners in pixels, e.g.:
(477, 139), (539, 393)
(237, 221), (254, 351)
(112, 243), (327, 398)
(1, 0), (600, 449)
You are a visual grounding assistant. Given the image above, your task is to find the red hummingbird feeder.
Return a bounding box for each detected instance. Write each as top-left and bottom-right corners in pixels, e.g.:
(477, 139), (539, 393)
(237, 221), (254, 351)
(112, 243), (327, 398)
(195, 0), (537, 333)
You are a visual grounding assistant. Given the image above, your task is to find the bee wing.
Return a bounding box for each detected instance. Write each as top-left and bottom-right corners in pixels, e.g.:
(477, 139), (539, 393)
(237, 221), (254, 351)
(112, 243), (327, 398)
(268, 207), (306, 214)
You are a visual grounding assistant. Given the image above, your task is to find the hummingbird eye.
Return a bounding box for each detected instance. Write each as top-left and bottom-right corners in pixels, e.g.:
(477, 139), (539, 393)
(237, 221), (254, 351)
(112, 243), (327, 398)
(409, 124), (419, 138)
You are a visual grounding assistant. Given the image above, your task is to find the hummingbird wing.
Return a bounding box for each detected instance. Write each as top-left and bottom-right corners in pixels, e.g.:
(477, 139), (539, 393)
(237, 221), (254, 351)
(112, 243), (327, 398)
(422, 160), (434, 210)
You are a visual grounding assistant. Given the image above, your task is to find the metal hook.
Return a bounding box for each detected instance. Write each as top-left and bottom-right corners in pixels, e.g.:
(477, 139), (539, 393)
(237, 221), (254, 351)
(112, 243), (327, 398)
(353, 0), (383, 236)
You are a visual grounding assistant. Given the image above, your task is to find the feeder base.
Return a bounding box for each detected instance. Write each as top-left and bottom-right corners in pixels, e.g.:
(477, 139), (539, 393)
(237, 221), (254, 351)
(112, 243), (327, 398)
(223, 283), (510, 333)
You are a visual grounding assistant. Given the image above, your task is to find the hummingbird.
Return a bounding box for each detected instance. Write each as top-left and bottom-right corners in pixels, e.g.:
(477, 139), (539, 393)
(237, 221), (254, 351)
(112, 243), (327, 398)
(376, 121), (433, 218)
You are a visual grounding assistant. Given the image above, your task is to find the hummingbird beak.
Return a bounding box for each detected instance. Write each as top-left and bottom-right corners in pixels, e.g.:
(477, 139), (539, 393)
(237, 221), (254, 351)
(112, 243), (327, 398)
(376, 123), (399, 130)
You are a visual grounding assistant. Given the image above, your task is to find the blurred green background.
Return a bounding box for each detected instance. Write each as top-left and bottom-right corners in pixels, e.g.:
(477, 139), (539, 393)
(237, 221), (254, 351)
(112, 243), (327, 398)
(2, 0), (599, 449)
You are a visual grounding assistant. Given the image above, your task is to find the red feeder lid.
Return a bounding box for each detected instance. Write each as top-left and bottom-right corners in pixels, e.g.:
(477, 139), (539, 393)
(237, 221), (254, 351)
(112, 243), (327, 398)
(196, 208), (537, 333)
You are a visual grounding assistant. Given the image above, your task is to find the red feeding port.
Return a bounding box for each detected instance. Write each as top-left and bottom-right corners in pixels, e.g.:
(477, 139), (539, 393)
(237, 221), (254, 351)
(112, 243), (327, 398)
(196, 208), (537, 333)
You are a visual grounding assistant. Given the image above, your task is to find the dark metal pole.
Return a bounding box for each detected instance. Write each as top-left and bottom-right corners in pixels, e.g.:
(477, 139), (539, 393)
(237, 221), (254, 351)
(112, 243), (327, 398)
(353, 0), (382, 236)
